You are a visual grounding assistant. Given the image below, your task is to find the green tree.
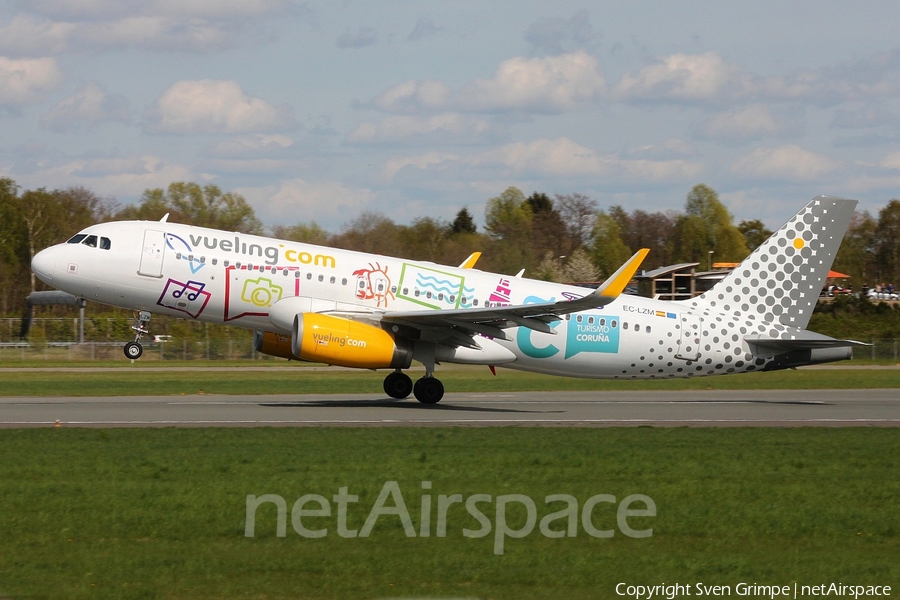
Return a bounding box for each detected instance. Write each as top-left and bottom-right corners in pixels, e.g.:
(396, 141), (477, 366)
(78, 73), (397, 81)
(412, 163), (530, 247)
(271, 222), (329, 245)
(484, 187), (532, 241)
(484, 187), (534, 274)
(833, 211), (877, 288)
(737, 219), (773, 252)
(590, 211), (633, 278)
(674, 184), (749, 264)
(117, 182), (262, 234)
(875, 199), (900, 286)
(526, 192), (567, 259)
(450, 208), (477, 235)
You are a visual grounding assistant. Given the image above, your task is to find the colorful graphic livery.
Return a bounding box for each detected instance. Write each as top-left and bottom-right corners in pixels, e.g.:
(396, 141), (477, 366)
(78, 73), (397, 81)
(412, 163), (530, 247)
(32, 196), (864, 404)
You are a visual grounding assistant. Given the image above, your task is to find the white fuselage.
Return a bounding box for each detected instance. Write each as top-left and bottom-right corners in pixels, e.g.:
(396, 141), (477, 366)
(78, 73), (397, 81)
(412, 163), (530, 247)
(30, 218), (842, 379)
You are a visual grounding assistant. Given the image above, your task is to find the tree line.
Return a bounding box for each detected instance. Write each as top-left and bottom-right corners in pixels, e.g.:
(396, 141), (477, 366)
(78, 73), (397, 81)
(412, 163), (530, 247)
(2, 175), (899, 315)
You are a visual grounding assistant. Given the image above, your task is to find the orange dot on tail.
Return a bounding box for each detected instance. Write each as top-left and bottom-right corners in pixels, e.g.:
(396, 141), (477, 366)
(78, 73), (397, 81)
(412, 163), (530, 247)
(793, 238), (805, 249)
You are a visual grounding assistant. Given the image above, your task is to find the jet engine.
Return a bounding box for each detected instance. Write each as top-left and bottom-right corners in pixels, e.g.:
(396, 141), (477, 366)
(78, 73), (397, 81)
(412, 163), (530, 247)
(292, 313), (413, 369)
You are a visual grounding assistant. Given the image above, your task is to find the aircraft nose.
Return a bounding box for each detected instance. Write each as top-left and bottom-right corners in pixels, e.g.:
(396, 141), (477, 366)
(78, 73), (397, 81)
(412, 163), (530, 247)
(31, 247), (57, 284)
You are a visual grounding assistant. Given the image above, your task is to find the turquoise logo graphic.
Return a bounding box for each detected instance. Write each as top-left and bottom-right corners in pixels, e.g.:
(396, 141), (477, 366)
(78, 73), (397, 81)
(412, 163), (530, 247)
(565, 314), (619, 359)
(517, 296), (560, 359)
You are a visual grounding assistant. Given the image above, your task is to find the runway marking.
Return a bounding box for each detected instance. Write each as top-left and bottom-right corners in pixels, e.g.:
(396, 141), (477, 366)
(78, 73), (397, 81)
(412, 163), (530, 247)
(164, 400), (829, 405)
(3, 418), (899, 426)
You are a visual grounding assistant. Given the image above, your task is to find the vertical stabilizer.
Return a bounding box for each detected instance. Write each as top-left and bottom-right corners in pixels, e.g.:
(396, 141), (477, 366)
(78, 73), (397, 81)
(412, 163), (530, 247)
(690, 196), (857, 330)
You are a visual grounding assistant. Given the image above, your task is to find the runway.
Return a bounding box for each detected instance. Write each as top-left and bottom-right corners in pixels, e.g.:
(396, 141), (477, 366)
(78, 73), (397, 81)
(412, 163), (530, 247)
(1, 389), (899, 427)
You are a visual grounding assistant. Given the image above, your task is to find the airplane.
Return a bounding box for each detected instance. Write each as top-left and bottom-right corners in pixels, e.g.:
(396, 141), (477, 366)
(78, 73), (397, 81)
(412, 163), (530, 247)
(30, 195), (863, 404)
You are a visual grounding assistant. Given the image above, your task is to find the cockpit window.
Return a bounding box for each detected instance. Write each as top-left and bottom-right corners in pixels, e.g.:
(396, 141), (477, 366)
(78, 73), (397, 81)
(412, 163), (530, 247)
(67, 234), (87, 244)
(100, 237), (111, 250)
(82, 235), (98, 248)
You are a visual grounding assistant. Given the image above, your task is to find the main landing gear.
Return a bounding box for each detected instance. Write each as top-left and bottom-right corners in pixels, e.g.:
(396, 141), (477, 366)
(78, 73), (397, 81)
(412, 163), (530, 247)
(123, 310), (151, 360)
(382, 369), (444, 404)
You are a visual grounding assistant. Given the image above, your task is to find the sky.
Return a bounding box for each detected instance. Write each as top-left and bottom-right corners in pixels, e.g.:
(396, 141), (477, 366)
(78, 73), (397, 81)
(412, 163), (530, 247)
(3, 1), (900, 232)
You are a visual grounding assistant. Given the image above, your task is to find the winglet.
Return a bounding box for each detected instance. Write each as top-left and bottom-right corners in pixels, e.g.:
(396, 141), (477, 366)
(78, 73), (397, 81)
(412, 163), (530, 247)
(458, 252), (482, 269)
(160, 213), (169, 223)
(593, 248), (649, 300)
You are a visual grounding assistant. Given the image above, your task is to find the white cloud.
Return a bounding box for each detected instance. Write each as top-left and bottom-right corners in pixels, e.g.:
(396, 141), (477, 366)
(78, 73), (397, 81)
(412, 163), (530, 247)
(346, 113), (503, 145)
(0, 1), (294, 55)
(238, 178), (375, 224)
(731, 145), (840, 181)
(14, 154), (198, 198)
(207, 134), (294, 157)
(524, 9), (598, 55)
(879, 151), (900, 169)
(694, 104), (804, 142)
(456, 51), (605, 113)
(147, 79), (294, 134)
(0, 56), (63, 106)
(407, 18), (441, 42)
(371, 51), (605, 114)
(383, 151), (459, 181)
(383, 138), (703, 183)
(613, 52), (751, 103)
(336, 27), (377, 49)
(41, 82), (130, 131)
(372, 80), (450, 113)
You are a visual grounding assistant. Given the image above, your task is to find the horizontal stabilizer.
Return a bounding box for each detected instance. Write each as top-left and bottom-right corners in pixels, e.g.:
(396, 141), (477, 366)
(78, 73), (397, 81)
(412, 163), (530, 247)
(745, 332), (868, 354)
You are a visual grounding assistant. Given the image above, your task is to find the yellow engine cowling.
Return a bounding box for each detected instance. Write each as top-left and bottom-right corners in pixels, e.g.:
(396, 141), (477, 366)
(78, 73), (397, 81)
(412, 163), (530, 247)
(253, 330), (296, 360)
(291, 313), (413, 369)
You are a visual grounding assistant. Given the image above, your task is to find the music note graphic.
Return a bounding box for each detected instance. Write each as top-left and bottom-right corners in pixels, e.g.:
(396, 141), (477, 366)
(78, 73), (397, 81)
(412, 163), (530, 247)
(157, 278), (212, 319)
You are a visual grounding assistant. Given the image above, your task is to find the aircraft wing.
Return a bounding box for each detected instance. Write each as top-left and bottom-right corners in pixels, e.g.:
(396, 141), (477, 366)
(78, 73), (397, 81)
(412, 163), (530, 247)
(378, 249), (648, 348)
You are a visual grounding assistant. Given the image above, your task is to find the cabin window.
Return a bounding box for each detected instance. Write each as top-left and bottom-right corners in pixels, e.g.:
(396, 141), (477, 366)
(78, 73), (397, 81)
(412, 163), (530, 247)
(426, 291), (432, 299)
(282, 269), (288, 276)
(646, 326), (651, 333)
(438, 293), (444, 301)
(391, 286), (397, 294)
(318, 274), (324, 282)
(414, 290), (420, 297)
(599, 318), (605, 326)
(271, 267), (277, 273)
(473, 299), (479, 306)
(235, 262), (242, 269)
(100, 237), (111, 250)
(611, 320), (617, 328)
(67, 234), (87, 244)
(358, 280), (366, 289)
(330, 276), (336, 284)
(403, 288), (409, 295)
(342, 278), (348, 285)
(623, 322), (628, 330)
(449, 295), (455, 303)
(188, 254), (193, 262)
(212, 258), (218, 266)
(176, 252), (182, 260)
(576, 315), (583, 323)
(588, 316), (594, 325)
(295, 271), (301, 278)
(200, 256), (206, 264)
(82, 235), (98, 248)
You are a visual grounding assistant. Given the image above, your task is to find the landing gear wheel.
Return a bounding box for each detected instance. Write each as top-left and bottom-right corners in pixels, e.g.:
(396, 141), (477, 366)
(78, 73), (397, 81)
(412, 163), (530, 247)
(413, 377), (444, 404)
(124, 341), (143, 360)
(383, 371), (413, 399)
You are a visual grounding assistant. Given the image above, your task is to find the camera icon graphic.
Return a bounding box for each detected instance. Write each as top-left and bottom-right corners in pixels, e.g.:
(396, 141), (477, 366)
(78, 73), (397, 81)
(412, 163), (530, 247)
(241, 277), (283, 308)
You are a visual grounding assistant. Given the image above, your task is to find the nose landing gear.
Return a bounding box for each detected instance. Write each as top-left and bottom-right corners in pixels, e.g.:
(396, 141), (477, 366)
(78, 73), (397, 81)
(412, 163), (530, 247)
(124, 310), (152, 360)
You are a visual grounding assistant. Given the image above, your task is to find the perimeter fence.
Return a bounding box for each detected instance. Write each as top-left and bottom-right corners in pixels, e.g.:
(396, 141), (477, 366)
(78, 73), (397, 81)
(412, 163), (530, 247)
(1, 318), (899, 363)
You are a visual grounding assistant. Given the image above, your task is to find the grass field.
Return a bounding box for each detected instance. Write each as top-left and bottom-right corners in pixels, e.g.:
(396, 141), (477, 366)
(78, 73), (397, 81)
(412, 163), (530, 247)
(1, 363), (900, 396)
(0, 427), (897, 599)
